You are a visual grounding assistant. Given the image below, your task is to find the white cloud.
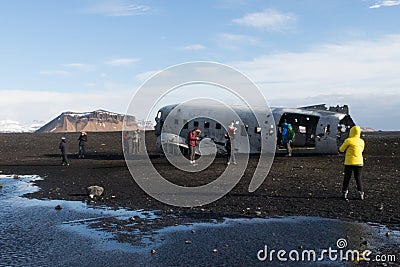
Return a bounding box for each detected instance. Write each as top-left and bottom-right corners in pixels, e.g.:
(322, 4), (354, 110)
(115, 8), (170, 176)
(0, 89), (132, 122)
(182, 44), (206, 51)
(103, 81), (121, 89)
(84, 82), (97, 87)
(39, 70), (70, 76)
(63, 63), (95, 72)
(106, 58), (139, 66)
(227, 34), (400, 130)
(231, 34), (400, 98)
(84, 0), (151, 16)
(216, 33), (259, 49)
(369, 0), (400, 8)
(233, 8), (296, 30)
(135, 70), (160, 82)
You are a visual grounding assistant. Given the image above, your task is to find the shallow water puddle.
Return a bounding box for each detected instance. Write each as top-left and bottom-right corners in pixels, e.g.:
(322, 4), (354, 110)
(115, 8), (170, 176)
(0, 175), (398, 266)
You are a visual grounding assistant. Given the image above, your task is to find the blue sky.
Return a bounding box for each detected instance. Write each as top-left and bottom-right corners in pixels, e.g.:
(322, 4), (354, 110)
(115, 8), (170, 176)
(0, 0), (399, 130)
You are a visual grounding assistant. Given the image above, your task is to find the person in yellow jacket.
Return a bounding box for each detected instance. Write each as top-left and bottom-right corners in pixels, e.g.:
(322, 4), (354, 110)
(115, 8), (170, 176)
(339, 125), (365, 200)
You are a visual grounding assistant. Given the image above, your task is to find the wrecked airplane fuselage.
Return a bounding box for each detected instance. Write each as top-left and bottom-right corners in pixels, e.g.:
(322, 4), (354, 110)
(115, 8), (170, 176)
(154, 103), (355, 155)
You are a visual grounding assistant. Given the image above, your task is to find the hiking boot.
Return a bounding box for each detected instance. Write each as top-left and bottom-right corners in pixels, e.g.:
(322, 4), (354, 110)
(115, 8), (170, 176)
(358, 191), (365, 200)
(342, 190), (349, 201)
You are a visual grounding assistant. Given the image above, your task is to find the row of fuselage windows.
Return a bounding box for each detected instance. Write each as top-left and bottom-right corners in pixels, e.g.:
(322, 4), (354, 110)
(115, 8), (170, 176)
(175, 119), (222, 130)
(174, 119), (261, 135)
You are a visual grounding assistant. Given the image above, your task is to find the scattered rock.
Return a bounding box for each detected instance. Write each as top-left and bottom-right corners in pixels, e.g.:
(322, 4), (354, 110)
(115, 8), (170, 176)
(385, 232), (391, 237)
(86, 185), (104, 199)
(185, 240), (192, 244)
(191, 229), (196, 234)
(377, 203), (384, 211)
(55, 205), (62, 210)
(151, 249), (157, 254)
(212, 249), (218, 253)
(0, 183), (2, 189)
(13, 175), (20, 179)
(254, 211), (262, 216)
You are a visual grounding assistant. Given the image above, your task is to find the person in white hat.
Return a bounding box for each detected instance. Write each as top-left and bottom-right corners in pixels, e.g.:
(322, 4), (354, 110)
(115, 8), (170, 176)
(59, 137), (69, 166)
(78, 131), (88, 159)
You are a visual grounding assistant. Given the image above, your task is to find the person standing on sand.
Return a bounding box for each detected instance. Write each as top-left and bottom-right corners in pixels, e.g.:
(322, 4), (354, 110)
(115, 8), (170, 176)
(123, 132), (130, 154)
(187, 127), (201, 165)
(281, 121), (295, 156)
(132, 129), (139, 154)
(339, 125), (365, 201)
(77, 131), (87, 159)
(59, 137), (69, 166)
(225, 121), (237, 165)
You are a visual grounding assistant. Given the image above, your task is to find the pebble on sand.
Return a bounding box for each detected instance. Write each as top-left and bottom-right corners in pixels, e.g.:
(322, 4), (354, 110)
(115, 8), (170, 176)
(86, 185), (104, 199)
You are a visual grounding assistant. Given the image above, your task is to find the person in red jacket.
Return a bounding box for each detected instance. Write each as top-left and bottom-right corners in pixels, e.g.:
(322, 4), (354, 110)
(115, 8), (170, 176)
(187, 128), (201, 165)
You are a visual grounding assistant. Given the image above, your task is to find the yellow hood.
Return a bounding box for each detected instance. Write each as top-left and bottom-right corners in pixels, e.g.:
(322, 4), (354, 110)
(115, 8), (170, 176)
(349, 125), (361, 138)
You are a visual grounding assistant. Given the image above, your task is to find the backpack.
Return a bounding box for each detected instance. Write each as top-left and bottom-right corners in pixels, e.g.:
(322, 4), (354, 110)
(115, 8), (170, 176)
(287, 125), (295, 141)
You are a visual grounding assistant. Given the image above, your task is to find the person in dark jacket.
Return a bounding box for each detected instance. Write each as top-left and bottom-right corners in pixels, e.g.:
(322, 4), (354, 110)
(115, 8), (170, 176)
(59, 137), (69, 166)
(78, 131), (87, 159)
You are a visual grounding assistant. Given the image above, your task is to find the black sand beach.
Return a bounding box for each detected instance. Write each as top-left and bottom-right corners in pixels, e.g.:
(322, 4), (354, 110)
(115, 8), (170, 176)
(0, 131), (399, 266)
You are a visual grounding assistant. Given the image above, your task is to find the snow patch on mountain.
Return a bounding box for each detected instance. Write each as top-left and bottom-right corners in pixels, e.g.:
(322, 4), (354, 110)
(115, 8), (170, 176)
(0, 120), (45, 133)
